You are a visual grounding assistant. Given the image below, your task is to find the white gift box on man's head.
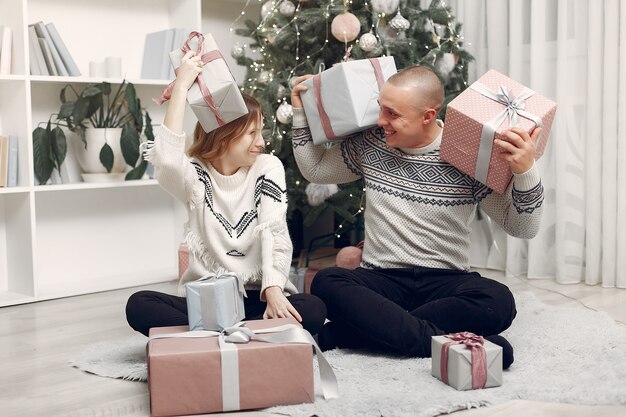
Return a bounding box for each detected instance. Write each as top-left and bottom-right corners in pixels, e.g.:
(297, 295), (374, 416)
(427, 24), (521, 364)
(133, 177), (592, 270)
(185, 274), (246, 331)
(300, 56), (397, 144)
(431, 333), (502, 390)
(168, 32), (248, 133)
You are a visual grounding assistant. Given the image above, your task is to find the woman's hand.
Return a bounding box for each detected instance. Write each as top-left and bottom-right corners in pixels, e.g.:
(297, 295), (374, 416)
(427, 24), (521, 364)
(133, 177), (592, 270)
(174, 50), (204, 92)
(290, 74), (314, 109)
(495, 126), (542, 174)
(263, 286), (302, 322)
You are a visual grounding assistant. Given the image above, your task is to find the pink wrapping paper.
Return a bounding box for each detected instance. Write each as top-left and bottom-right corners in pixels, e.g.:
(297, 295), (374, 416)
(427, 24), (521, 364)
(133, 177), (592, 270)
(178, 243), (188, 279)
(147, 318), (314, 417)
(441, 69), (557, 194)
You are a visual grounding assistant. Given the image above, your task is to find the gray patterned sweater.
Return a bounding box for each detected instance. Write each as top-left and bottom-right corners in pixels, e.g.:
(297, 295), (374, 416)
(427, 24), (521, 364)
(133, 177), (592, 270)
(292, 109), (544, 271)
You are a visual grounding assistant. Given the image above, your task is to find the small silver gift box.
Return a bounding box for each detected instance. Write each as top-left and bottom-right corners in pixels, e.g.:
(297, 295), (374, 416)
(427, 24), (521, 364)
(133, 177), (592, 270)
(169, 32), (248, 133)
(300, 56), (397, 144)
(431, 334), (503, 390)
(185, 274), (246, 331)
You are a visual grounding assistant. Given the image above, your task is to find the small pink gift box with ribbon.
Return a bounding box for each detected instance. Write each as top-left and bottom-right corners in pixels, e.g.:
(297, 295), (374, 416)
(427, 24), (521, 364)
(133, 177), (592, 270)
(440, 69), (557, 194)
(156, 31), (248, 133)
(300, 56), (397, 144)
(431, 332), (503, 390)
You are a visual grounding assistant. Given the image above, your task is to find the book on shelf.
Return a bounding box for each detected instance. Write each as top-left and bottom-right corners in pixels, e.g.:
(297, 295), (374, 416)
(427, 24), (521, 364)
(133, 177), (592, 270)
(32, 21), (69, 76)
(142, 28), (182, 80)
(38, 38), (58, 76)
(7, 135), (18, 187)
(168, 28), (189, 79)
(0, 135), (9, 187)
(45, 22), (81, 76)
(28, 26), (48, 75)
(0, 26), (12, 75)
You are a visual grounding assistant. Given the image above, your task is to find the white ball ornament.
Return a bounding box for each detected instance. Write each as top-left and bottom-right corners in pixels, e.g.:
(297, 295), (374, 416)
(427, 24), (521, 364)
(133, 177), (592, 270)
(331, 12), (361, 42)
(435, 53), (457, 82)
(258, 70), (271, 84)
(389, 10), (410, 32)
(279, 0), (296, 17)
(358, 32), (378, 52)
(230, 42), (245, 59)
(305, 183), (339, 206)
(370, 0), (400, 15)
(261, 1), (275, 19)
(276, 102), (293, 124)
(276, 84), (287, 100)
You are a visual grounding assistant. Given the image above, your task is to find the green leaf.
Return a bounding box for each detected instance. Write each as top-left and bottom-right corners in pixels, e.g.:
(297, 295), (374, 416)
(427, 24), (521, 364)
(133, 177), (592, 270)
(32, 126), (54, 184)
(58, 101), (74, 119)
(50, 127), (67, 169)
(99, 142), (114, 173)
(72, 96), (90, 124)
(144, 113), (154, 141)
(101, 82), (112, 97)
(125, 160), (147, 180)
(82, 85), (102, 98)
(120, 123), (140, 166)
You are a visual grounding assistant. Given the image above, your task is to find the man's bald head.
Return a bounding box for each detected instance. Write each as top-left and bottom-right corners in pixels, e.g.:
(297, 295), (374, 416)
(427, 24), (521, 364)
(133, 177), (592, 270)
(387, 66), (444, 113)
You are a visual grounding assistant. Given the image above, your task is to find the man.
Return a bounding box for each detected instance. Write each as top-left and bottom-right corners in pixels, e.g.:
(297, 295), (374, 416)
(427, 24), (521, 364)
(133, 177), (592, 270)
(290, 66), (543, 368)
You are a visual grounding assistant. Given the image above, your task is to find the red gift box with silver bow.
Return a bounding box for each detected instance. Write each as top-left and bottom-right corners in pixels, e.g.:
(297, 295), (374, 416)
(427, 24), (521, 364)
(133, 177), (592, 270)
(440, 69), (557, 194)
(431, 332), (503, 390)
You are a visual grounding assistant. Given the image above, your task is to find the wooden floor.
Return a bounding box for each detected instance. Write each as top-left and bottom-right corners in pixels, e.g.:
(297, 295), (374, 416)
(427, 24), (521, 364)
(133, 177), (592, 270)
(1, 263), (626, 417)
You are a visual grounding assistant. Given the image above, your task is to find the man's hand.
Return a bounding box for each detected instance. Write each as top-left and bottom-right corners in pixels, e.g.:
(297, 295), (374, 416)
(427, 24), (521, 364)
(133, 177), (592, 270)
(263, 286), (302, 322)
(495, 126), (542, 174)
(290, 74), (314, 109)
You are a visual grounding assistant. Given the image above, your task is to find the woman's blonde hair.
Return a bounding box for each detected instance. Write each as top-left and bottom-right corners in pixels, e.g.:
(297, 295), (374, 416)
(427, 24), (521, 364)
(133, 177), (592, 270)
(188, 94), (262, 163)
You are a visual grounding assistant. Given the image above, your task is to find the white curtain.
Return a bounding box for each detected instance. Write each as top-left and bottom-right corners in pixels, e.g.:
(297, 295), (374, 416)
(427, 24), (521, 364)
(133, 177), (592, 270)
(446, 0), (626, 287)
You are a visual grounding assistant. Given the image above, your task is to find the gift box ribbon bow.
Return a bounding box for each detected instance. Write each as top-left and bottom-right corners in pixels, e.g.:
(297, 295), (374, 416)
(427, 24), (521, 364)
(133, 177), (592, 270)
(469, 82), (544, 184)
(440, 331), (487, 389)
(150, 323), (339, 410)
(155, 31), (226, 126)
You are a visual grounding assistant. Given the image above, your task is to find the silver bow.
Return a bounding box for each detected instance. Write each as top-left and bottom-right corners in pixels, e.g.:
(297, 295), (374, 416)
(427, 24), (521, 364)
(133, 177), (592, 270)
(469, 82), (544, 184)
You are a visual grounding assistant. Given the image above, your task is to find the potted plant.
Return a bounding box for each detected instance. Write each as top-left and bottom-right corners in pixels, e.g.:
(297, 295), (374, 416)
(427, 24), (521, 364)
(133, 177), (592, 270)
(32, 80), (154, 184)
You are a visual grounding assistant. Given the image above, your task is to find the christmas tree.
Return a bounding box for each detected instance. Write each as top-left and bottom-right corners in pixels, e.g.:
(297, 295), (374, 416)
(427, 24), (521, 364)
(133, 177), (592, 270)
(233, 0), (473, 247)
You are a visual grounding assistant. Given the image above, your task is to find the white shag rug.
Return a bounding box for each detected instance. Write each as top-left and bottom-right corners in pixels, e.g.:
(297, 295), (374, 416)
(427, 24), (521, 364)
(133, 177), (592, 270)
(70, 292), (626, 416)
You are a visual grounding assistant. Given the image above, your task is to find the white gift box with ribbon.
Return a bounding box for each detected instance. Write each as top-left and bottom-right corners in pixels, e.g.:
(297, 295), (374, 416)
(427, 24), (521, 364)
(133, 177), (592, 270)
(155, 31), (248, 133)
(185, 273), (246, 331)
(300, 56), (397, 145)
(441, 69), (557, 194)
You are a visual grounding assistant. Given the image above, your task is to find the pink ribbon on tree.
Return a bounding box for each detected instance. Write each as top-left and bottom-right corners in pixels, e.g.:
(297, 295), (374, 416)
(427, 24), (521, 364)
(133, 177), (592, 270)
(312, 58), (386, 142)
(154, 31), (226, 126)
(440, 332), (487, 390)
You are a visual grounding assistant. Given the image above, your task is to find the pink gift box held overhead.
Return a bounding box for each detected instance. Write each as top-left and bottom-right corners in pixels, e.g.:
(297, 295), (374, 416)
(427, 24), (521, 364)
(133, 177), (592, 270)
(440, 69), (557, 194)
(147, 317), (340, 417)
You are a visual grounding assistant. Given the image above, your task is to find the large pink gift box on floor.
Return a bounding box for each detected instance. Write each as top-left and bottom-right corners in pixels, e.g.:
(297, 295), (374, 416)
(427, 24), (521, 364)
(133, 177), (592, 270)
(147, 318), (314, 417)
(441, 69), (557, 194)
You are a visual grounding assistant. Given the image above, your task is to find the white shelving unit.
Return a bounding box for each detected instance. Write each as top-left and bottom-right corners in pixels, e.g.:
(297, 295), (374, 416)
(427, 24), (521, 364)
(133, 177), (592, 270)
(0, 0), (214, 306)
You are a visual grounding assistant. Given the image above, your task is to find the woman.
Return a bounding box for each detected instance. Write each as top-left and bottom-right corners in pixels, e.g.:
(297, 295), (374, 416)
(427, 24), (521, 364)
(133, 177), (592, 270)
(126, 50), (326, 336)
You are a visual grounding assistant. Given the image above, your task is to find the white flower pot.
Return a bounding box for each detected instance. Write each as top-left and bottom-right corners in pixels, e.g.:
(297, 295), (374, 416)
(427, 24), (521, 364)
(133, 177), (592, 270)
(73, 127), (126, 181)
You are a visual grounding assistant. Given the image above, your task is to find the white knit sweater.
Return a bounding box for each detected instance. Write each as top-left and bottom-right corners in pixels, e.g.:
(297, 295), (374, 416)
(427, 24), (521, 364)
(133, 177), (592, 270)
(145, 125), (296, 298)
(292, 108), (544, 271)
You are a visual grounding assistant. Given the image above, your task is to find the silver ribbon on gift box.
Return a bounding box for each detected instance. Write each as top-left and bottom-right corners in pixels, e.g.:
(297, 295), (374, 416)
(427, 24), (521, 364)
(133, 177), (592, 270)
(469, 82), (544, 184)
(150, 323), (339, 410)
(186, 273), (246, 331)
